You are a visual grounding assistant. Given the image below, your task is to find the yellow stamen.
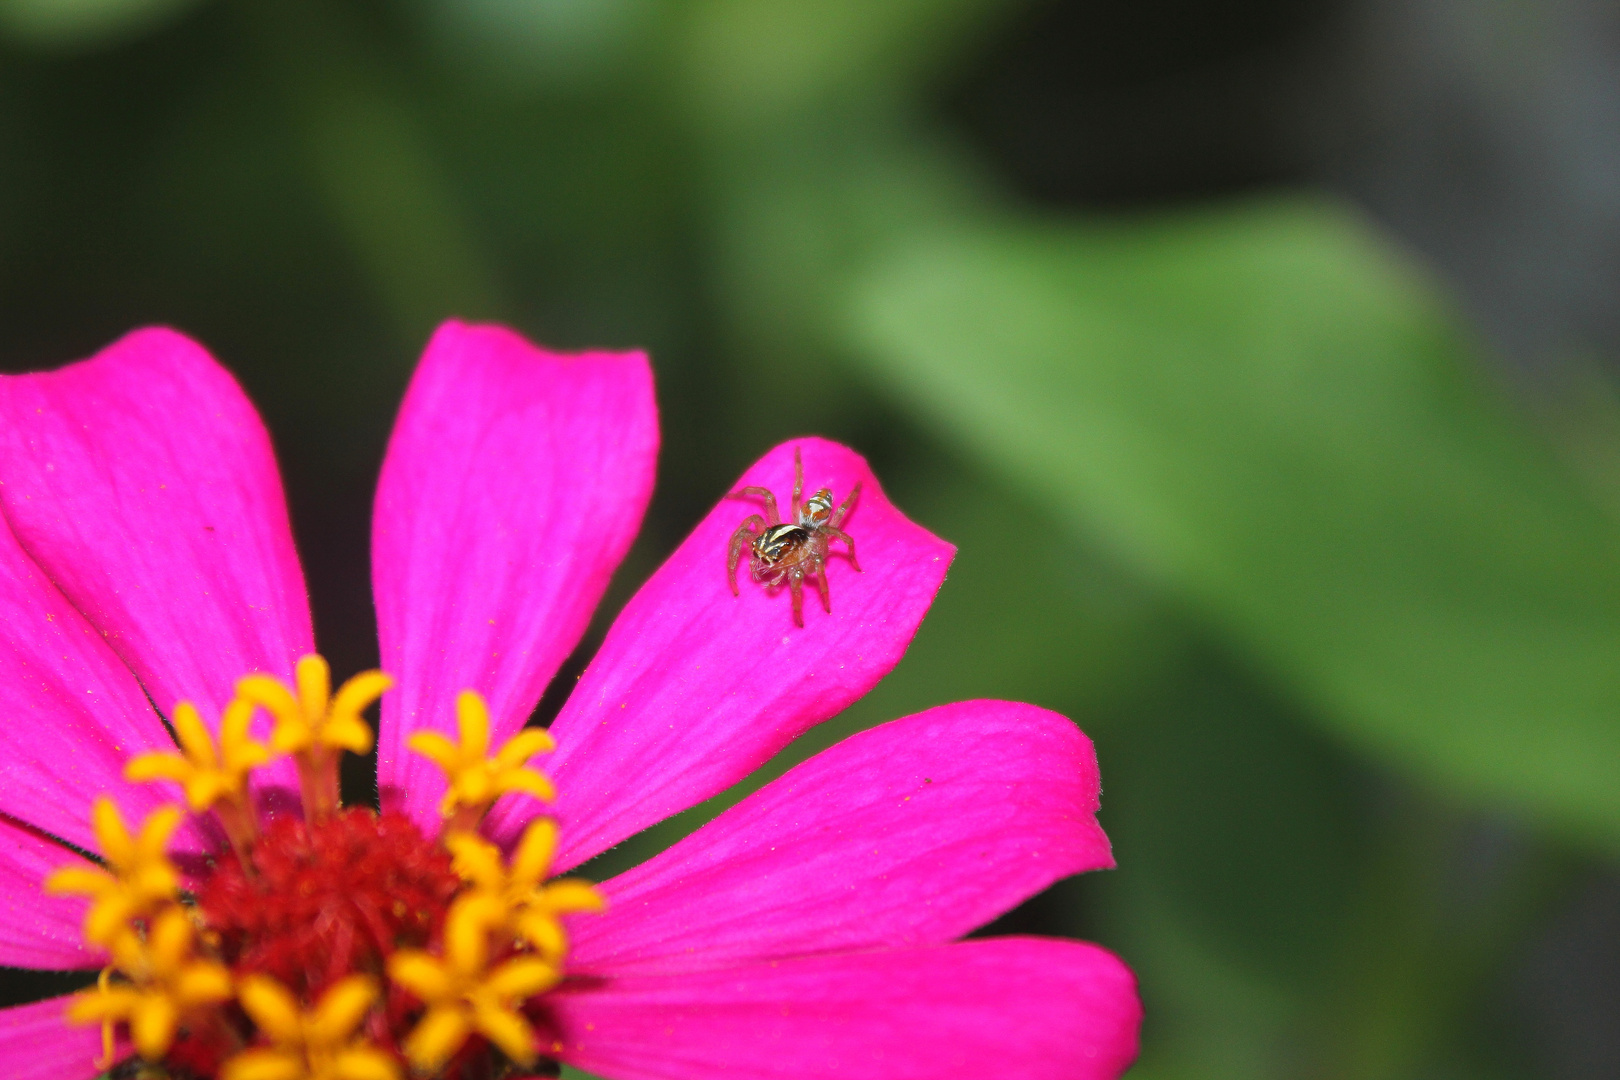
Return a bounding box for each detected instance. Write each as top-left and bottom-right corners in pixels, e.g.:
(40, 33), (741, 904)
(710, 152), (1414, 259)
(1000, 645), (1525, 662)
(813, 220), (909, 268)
(45, 800), (183, 948)
(66, 907), (232, 1061)
(446, 820), (604, 964)
(388, 894), (559, 1071)
(92, 966), (116, 1068)
(221, 973), (400, 1080)
(125, 699), (270, 858)
(236, 654), (391, 822)
(407, 690), (555, 834)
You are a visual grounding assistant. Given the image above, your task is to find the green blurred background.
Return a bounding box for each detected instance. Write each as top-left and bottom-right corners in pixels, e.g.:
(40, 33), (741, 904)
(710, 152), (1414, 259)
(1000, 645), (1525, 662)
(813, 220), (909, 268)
(4, 0), (1620, 1076)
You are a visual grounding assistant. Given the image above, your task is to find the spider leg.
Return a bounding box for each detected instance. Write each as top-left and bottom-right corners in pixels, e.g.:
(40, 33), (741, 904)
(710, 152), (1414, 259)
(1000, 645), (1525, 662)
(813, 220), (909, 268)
(728, 516), (764, 595)
(824, 526), (861, 572)
(791, 447), (804, 523)
(728, 485), (780, 525)
(789, 570), (805, 628)
(814, 557), (832, 613)
(829, 481), (862, 528)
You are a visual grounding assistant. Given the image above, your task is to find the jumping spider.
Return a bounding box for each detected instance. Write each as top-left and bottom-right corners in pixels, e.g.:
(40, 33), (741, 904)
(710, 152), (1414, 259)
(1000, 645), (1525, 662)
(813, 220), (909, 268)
(728, 447), (862, 627)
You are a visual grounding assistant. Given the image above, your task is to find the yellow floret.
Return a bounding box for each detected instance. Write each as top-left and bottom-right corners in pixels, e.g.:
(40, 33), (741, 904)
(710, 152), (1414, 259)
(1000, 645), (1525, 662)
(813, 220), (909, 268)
(125, 699), (271, 812)
(124, 698), (271, 856)
(235, 654), (392, 820)
(45, 799), (183, 948)
(236, 654), (391, 758)
(221, 973), (400, 1080)
(445, 819), (604, 964)
(407, 690), (555, 832)
(388, 893), (560, 1071)
(67, 907), (232, 1061)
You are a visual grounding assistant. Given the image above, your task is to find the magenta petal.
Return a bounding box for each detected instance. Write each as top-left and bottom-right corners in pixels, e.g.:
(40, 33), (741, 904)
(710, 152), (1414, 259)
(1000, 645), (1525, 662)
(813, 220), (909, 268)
(570, 700), (1111, 975)
(550, 937), (1141, 1080)
(0, 329), (314, 796)
(0, 817), (101, 970)
(0, 516), (210, 856)
(372, 322), (658, 824)
(490, 438), (954, 868)
(0, 995), (111, 1080)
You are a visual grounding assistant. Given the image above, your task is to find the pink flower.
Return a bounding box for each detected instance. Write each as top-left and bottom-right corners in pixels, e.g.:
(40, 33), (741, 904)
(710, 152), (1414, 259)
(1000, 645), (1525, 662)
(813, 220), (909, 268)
(0, 321), (1140, 1080)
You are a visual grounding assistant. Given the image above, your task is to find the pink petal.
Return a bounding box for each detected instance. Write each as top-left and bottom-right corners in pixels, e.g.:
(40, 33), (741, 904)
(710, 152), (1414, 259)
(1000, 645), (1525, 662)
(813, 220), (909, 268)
(548, 937), (1141, 1080)
(570, 700), (1111, 975)
(372, 322), (658, 824)
(489, 438), (954, 868)
(0, 817), (100, 970)
(0, 515), (211, 856)
(0, 994), (112, 1080)
(0, 329), (313, 798)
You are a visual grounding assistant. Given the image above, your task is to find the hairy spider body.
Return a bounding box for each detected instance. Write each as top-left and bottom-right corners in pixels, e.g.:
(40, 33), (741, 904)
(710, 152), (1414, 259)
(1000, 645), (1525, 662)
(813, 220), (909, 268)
(727, 448), (861, 626)
(755, 522), (813, 564)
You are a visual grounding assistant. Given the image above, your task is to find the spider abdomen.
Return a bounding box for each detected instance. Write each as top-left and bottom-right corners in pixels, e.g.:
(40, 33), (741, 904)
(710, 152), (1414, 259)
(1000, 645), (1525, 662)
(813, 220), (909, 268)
(753, 523), (813, 569)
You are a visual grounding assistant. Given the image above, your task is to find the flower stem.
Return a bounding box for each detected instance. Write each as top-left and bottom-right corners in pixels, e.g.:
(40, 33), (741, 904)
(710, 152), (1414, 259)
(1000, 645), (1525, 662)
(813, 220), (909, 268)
(296, 748), (340, 823)
(213, 798), (260, 871)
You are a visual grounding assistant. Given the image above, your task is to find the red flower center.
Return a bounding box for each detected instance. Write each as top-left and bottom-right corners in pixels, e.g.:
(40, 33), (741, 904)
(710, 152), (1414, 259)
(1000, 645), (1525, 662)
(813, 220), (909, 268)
(164, 810), (460, 1076)
(45, 658), (601, 1080)
(201, 809), (462, 1000)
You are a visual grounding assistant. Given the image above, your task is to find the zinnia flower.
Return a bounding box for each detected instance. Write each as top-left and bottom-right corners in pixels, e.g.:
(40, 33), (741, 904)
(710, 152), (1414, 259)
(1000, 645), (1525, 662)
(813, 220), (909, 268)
(0, 321), (1141, 1080)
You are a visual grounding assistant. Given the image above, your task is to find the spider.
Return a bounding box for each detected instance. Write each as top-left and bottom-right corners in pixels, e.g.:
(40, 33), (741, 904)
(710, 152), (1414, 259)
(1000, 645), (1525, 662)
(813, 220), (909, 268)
(728, 447), (862, 627)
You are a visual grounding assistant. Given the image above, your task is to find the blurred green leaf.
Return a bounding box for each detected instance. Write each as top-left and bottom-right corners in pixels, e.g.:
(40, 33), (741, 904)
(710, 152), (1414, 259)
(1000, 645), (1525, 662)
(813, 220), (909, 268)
(244, 0), (502, 345)
(846, 195), (1620, 847)
(1104, 656), (1369, 985)
(0, 0), (200, 48)
(1098, 883), (1306, 1080)
(419, 0), (646, 87)
(847, 440), (1175, 722)
(295, 80), (500, 337)
(560, 1065), (609, 1080)
(676, 0), (1008, 130)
